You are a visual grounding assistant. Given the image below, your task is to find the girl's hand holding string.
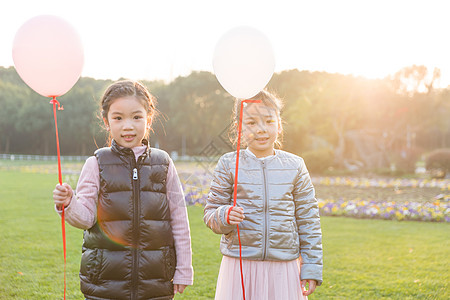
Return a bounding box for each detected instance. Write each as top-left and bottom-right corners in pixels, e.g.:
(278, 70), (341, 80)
(227, 206), (245, 225)
(174, 284), (187, 295)
(301, 279), (317, 296)
(53, 183), (73, 209)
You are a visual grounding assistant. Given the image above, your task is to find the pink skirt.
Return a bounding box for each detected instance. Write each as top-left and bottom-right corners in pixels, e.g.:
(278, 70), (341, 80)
(215, 256), (307, 300)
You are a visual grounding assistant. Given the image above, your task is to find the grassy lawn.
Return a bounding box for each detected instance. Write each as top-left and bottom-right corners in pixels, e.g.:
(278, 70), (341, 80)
(0, 169), (448, 299)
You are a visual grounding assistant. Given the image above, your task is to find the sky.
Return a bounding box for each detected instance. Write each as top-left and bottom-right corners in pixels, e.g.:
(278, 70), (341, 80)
(1, 0), (450, 86)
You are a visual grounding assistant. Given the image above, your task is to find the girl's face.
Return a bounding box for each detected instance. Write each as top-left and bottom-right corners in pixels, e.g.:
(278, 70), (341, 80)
(104, 96), (149, 148)
(242, 103), (281, 158)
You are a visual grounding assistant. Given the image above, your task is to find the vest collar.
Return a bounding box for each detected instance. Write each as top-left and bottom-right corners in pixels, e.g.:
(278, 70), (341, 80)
(111, 139), (149, 160)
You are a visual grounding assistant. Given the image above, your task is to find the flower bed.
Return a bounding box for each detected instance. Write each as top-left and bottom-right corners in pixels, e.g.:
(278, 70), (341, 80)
(178, 171), (211, 206)
(318, 195), (450, 222)
(313, 176), (450, 190)
(16, 163), (446, 223)
(179, 173), (450, 222)
(313, 176), (450, 222)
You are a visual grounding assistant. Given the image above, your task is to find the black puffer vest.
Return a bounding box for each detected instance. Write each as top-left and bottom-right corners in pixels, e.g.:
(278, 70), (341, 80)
(80, 140), (176, 300)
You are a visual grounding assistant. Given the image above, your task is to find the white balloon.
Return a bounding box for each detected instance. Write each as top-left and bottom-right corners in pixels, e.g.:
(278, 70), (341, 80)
(213, 26), (275, 99)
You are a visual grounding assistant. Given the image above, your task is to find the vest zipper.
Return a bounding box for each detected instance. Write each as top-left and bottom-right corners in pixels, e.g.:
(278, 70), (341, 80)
(131, 162), (140, 300)
(261, 160), (269, 260)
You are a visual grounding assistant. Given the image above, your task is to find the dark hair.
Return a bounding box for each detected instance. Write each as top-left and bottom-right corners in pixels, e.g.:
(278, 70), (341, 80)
(100, 80), (158, 144)
(229, 89), (284, 148)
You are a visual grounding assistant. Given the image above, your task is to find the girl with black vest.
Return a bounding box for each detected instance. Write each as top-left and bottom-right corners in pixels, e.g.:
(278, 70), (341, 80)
(53, 80), (193, 300)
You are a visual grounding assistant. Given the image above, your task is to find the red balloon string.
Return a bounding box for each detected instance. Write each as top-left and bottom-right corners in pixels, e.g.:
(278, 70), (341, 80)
(50, 96), (66, 300)
(231, 99), (262, 300)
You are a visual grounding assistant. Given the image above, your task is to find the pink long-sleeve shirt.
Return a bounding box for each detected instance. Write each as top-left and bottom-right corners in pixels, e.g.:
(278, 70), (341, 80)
(57, 145), (194, 286)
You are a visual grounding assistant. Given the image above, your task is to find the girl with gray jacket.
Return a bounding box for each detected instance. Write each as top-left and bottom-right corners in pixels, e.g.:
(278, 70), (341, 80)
(204, 90), (323, 300)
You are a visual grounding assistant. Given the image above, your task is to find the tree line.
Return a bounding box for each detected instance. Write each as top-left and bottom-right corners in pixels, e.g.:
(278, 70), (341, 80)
(1, 65), (449, 173)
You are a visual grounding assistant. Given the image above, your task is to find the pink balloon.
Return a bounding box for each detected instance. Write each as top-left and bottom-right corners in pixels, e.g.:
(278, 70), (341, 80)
(12, 15), (84, 97)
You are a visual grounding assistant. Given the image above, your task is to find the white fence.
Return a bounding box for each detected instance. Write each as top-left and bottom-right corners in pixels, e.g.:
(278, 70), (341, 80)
(0, 153), (89, 162)
(1, 151), (220, 164)
(0, 153), (203, 163)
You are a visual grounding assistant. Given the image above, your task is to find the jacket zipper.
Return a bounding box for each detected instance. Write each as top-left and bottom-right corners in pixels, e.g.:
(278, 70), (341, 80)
(131, 160), (140, 300)
(261, 160), (269, 260)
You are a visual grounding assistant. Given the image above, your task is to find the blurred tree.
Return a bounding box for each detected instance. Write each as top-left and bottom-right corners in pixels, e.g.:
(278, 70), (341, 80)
(390, 65), (441, 95)
(0, 81), (25, 153)
(269, 70), (319, 153)
(154, 71), (232, 155)
(57, 77), (106, 155)
(1, 65), (449, 169)
(16, 91), (54, 154)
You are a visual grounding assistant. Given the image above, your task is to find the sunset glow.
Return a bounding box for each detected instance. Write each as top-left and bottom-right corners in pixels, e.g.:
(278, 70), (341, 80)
(1, 0), (448, 86)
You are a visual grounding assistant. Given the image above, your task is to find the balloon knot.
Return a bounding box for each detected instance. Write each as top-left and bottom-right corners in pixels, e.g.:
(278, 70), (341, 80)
(49, 97), (64, 111)
(242, 99), (262, 104)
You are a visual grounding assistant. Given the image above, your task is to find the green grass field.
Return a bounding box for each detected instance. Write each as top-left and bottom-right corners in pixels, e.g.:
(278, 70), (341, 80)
(0, 168), (449, 299)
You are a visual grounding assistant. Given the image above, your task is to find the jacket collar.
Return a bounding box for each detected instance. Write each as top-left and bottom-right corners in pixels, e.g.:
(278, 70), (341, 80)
(243, 148), (279, 163)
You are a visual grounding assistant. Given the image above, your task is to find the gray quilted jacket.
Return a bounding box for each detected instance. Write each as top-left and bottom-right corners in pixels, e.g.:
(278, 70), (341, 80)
(203, 149), (323, 285)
